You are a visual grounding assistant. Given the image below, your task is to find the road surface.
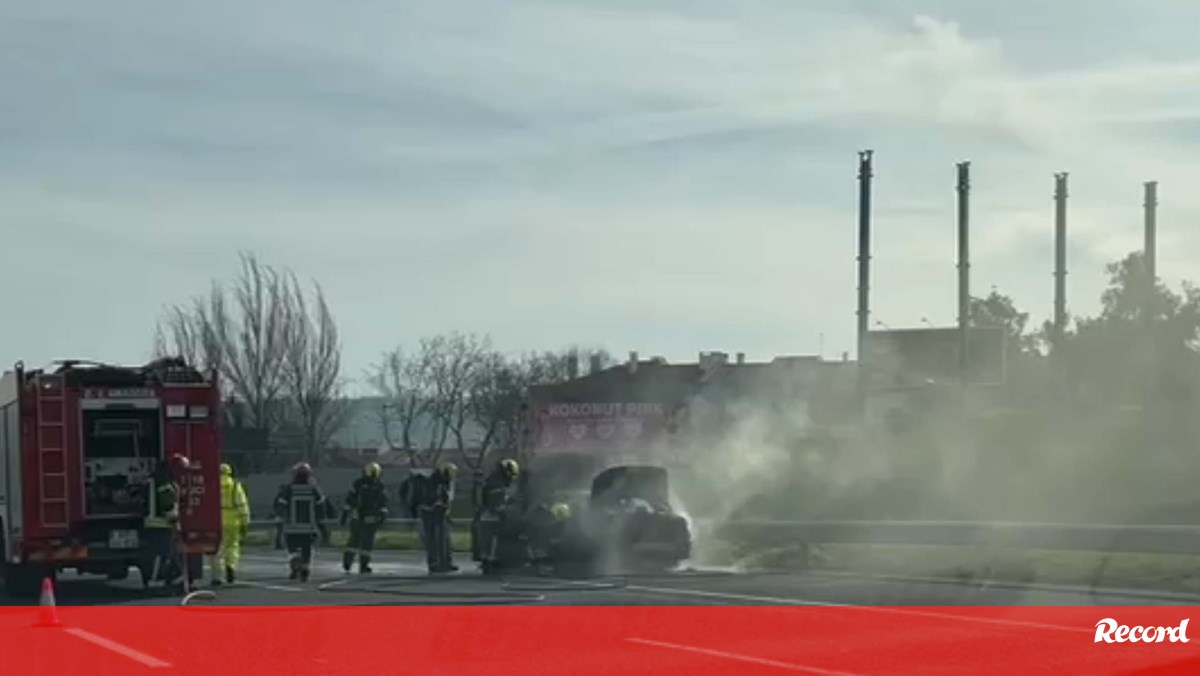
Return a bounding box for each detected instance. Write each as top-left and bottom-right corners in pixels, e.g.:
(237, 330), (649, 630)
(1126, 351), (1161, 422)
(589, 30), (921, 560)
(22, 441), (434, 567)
(6, 548), (1200, 674)
(5, 546), (1199, 607)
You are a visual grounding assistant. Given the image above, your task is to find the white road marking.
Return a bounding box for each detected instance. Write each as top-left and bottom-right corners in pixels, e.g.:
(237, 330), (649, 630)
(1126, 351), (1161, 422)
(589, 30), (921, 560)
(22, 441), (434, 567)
(626, 638), (861, 675)
(624, 585), (1091, 635)
(65, 627), (172, 669)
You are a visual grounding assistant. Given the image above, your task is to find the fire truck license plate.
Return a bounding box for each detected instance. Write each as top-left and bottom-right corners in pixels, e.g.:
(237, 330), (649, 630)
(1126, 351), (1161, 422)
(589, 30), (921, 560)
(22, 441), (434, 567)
(108, 530), (139, 549)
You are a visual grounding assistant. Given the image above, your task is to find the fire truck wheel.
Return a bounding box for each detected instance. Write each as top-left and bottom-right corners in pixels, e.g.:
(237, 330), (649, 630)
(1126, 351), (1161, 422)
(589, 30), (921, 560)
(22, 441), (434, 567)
(3, 562), (51, 599)
(186, 554), (204, 584)
(136, 563), (155, 589)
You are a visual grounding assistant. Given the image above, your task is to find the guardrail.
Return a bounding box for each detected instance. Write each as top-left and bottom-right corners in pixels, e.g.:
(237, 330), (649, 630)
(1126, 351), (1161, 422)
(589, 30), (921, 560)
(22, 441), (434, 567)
(248, 518), (1200, 556)
(708, 520), (1200, 557)
(248, 518), (465, 533)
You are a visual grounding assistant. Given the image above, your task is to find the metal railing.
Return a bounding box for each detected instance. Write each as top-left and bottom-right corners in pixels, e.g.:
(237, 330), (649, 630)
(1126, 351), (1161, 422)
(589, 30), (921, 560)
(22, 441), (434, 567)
(248, 518), (465, 533)
(707, 520), (1200, 556)
(247, 518), (1200, 556)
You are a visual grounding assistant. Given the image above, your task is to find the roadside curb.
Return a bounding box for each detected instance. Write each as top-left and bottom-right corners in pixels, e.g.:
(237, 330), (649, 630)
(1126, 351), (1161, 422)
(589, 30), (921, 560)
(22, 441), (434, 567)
(798, 568), (1200, 603)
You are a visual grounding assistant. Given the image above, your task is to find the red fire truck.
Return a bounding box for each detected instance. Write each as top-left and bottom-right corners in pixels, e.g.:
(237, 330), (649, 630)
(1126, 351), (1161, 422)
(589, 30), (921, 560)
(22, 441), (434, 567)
(0, 358), (222, 597)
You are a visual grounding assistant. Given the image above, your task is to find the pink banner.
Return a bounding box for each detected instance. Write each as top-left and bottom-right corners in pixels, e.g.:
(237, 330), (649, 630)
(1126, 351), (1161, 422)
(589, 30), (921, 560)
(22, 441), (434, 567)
(526, 402), (687, 456)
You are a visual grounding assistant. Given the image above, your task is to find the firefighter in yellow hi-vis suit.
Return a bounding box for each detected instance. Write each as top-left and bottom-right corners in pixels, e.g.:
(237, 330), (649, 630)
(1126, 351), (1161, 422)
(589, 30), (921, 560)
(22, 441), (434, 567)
(211, 463), (250, 586)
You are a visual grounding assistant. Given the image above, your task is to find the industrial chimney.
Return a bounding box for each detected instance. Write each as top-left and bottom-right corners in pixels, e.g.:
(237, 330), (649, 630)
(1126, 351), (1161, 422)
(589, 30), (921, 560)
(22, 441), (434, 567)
(957, 160), (971, 387)
(736, 352), (745, 365)
(566, 353), (579, 380)
(589, 353), (603, 374)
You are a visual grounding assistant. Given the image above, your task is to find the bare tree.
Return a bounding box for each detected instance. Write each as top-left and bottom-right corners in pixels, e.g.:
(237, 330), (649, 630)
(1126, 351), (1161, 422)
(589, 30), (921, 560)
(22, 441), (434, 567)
(426, 332), (491, 454)
(369, 346), (436, 467)
(222, 254), (291, 430)
(154, 253), (305, 435)
(280, 274), (353, 464)
(462, 346), (608, 473)
(461, 351), (519, 472)
(154, 285), (229, 376)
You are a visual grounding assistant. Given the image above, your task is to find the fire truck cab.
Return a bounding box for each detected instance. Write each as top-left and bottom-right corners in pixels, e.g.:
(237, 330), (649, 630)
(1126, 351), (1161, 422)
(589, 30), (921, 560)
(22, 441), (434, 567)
(0, 358), (223, 597)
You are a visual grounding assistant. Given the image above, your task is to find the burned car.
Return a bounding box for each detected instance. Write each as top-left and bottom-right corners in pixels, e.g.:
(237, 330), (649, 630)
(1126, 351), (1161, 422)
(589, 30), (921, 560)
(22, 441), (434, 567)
(481, 463), (692, 575)
(581, 464), (692, 571)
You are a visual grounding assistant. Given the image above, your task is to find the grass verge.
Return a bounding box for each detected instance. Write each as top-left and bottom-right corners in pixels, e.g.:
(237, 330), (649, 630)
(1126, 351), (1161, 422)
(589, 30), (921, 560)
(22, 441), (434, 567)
(244, 528), (472, 551)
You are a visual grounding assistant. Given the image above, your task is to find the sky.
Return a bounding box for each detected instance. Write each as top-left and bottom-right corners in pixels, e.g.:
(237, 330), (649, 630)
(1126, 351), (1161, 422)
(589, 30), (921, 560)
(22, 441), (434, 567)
(5, 0), (1200, 391)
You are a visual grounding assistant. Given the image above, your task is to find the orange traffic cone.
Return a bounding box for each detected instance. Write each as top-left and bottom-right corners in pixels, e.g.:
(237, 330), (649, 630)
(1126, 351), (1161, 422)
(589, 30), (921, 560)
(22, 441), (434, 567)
(35, 577), (61, 628)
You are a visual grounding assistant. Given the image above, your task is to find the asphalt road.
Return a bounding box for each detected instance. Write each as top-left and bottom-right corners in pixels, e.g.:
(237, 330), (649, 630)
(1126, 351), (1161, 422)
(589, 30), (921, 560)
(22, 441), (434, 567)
(6, 546), (1200, 607)
(7, 549), (1200, 674)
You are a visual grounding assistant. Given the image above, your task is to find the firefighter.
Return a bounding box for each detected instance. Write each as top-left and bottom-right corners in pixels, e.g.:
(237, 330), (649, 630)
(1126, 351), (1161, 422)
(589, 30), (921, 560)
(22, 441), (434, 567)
(528, 500), (572, 573)
(274, 462), (327, 582)
(476, 458), (520, 575)
(211, 463), (250, 586)
(341, 461), (389, 574)
(142, 454), (188, 588)
(419, 462), (460, 573)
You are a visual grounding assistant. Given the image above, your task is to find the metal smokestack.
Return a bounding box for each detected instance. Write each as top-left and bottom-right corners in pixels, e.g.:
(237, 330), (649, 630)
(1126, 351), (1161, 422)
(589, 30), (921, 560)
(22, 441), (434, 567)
(1144, 181), (1158, 331)
(856, 150), (874, 404)
(1053, 172), (1069, 351)
(1144, 181), (1159, 397)
(957, 161), (971, 387)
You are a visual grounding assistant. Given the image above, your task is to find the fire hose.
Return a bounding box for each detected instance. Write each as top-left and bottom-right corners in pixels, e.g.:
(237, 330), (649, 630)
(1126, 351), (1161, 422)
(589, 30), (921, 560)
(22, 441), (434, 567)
(315, 575), (547, 604)
(179, 568), (746, 606)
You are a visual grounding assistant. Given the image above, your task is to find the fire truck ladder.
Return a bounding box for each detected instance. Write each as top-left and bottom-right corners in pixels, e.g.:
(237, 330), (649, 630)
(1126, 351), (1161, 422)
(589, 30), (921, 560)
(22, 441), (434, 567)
(36, 374), (70, 529)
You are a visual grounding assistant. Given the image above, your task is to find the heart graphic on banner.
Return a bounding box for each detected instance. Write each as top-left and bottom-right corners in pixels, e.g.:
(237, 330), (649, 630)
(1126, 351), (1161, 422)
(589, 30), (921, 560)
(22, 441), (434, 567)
(596, 423), (615, 440)
(569, 424), (588, 440)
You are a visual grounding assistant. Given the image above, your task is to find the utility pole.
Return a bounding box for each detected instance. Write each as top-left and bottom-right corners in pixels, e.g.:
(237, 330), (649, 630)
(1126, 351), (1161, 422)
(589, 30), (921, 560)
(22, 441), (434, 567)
(856, 150), (874, 408)
(1053, 173), (1069, 351)
(957, 161), (971, 388)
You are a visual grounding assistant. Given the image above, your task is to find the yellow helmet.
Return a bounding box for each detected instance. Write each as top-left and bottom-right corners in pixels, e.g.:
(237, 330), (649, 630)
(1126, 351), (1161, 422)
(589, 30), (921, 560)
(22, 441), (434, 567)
(364, 462), (382, 479)
(220, 463), (233, 477)
(550, 502), (571, 521)
(500, 458), (519, 478)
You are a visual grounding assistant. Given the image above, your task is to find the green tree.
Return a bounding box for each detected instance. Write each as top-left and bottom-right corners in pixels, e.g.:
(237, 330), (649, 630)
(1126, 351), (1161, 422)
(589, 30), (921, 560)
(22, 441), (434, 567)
(1061, 252), (1200, 406)
(968, 288), (1039, 356)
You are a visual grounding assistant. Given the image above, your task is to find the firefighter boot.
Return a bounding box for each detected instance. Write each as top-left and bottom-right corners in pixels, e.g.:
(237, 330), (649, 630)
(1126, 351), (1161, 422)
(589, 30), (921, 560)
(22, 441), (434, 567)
(225, 566), (235, 584)
(342, 551), (355, 573)
(359, 554), (373, 575)
(288, 555), (301, 580)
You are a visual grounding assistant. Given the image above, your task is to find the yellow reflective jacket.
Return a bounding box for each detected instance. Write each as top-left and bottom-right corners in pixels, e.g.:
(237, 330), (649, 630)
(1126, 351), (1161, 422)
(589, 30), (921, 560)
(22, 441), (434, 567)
(221, 475), (250, 527)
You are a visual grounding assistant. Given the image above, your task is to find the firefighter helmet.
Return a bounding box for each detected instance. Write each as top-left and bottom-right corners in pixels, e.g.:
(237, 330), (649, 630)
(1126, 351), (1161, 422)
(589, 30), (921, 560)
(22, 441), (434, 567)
(440, 461), (459, 479)
(364, 462), (382, 479)
(550, 502), (571, 521)
(499, 458), (519, 479)
(170, 454), (191, 474)
(292, 462), (313, 481)
(220, 463), (233, 477)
